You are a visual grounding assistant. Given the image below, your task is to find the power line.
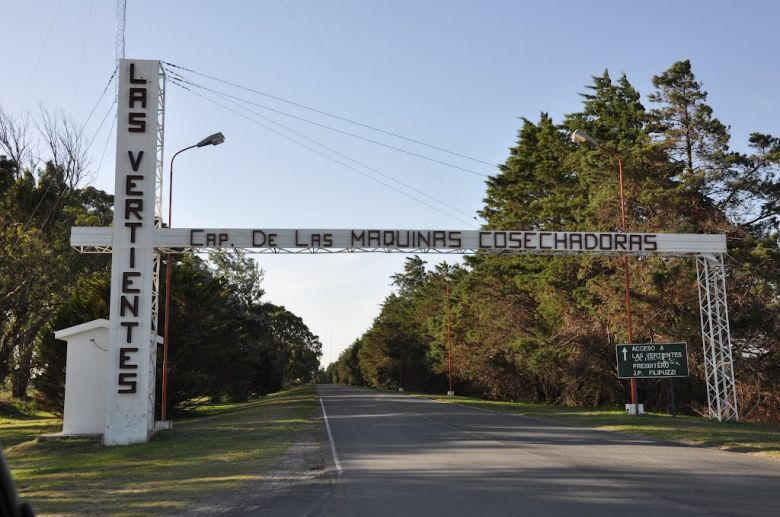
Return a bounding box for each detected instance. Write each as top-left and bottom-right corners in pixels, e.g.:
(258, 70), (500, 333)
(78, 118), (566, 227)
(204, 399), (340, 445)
(22, 0), (64, 105)
(0, 177), (56, 273)
(164, 67), (489, 178)
(0, 70), (117, 269)
(277, 0), (456, 187)
(162, 61), (496, 168)
(170, 79), (476, 227)
(165, 67), (488, 178)
(171, 79), (475, 227)
(39, 99), (116, 234)
(85, 100), (117, 154)
(71, 0), (95, 111)
(96, 115), (117, 175)
(171, 77), (477, 223)
(76, 69), (117, 143)
(277, 0), (386, 121)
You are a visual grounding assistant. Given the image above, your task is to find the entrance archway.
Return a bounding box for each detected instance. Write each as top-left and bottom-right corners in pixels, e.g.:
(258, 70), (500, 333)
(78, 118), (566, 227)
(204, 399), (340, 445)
(70, 59), (738, 445)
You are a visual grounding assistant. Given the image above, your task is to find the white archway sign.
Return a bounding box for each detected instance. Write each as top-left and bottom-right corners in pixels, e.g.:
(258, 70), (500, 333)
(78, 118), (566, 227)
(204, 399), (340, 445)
(71, 59), (738, 445)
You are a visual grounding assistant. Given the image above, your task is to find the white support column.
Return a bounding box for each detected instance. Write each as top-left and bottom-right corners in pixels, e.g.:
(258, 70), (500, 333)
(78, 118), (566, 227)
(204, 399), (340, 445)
(104, 59), (162, 445)
(695, 254), (738, 422)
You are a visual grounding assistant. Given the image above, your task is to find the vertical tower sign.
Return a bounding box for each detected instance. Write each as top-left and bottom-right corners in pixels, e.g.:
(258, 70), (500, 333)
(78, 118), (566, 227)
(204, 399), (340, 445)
(104, 59), (160, 445)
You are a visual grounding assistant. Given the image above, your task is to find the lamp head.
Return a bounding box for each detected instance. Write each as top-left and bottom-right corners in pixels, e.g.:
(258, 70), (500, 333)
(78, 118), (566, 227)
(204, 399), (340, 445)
(196, 132), (225, 147)
(571, 129), (598, 148)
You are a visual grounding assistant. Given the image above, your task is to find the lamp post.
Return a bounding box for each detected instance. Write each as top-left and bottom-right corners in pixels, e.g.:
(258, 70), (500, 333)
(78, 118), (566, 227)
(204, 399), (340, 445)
(161, 132), (224, 422)
(398, 341), (404, 392)
(571, 129), (639, 414)
(446, 280), (454, 396)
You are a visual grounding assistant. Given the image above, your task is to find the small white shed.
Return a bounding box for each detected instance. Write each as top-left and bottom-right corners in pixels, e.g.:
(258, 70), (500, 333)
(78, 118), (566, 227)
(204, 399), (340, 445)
(54, 319), (109, 436)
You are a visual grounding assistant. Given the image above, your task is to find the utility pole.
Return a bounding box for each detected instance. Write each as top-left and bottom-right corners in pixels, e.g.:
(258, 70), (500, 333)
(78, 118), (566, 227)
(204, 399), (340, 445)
(571, 129), (639, 416)
(446, 281), (454, 396)
(398, 342), (404, 392)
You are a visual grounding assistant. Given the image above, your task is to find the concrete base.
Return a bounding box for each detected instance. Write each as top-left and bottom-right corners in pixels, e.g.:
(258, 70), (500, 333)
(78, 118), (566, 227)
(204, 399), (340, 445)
(447, 391), (455, 396)
(37, 432), (102, 442)
(154, 420), (173, 432)
(398, 387), (404, 392)
(625, 403), (645, 415)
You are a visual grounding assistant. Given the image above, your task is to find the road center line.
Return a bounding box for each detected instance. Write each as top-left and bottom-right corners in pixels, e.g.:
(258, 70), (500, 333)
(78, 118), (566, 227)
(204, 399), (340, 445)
(319, 396), (343, 475)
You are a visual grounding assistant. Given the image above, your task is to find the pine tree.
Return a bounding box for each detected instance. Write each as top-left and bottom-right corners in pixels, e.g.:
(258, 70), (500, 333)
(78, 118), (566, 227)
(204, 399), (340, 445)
(648, 60), (730, 191)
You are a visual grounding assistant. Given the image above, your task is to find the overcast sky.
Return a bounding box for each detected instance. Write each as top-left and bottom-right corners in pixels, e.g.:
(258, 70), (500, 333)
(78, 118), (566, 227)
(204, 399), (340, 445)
(2, 1), (778, 366)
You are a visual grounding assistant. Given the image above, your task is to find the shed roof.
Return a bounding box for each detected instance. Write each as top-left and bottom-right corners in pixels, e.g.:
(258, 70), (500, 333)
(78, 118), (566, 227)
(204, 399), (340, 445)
(54, 319), (109, 340)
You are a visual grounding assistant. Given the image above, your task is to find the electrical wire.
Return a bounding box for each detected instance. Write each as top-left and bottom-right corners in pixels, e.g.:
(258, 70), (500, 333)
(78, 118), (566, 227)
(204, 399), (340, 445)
(0, 69), (117, 269)
(162, 61), (496, 168)
(276, 0), (459, 187)
(164, 67), (489, 178)
(38, 100), (115, 234)
(0, 177), (56, 273)
(277, 0), (385, 120)
(170, 79), (477, 227)
(22, 0), (64, 105)
(96, 114), (117, 175)
(174, 80), (477, 223)
(71, 0), (95, 111)
(76, 69), (117, 143)
(172, 79), (475, 227)
(85, 100), (117, 155)
(172, 77), (477, 223)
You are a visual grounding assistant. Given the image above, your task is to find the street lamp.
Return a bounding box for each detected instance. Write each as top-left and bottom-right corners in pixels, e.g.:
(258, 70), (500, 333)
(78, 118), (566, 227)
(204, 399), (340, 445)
(161, 132), (225, 422)
(571, 129), (639, 414)
(398, 342), (404, 392)
(445, 280), (454, 397)
(570, 129), (598, 148)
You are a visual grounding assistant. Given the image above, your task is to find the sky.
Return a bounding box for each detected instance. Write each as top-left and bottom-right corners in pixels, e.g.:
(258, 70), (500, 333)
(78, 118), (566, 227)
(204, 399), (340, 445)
(2, 1), (779, 366)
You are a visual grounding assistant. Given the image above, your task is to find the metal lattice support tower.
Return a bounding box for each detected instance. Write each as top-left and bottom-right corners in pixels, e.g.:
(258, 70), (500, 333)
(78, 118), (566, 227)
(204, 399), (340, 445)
(150, 66), (166, 337)
(696, 254), (738, 422)
(155, 66), (166, 225)
(147, 65), (166, 416)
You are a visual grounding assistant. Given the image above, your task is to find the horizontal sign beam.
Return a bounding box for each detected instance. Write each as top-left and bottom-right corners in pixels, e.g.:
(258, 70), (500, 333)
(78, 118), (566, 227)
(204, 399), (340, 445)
(72, 228), (727, 255)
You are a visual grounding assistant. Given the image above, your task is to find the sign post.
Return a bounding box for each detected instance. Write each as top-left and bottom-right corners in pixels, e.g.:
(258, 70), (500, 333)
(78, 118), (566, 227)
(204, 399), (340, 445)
(616, 343), (688, 416)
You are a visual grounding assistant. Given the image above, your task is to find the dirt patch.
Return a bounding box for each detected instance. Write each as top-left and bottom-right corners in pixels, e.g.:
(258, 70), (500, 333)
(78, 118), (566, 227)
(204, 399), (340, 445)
(183, 411), (336, 515)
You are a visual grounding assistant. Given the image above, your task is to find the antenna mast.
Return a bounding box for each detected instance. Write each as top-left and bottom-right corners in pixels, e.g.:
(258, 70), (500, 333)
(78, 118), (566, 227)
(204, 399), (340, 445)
(116, 0), (126, 68)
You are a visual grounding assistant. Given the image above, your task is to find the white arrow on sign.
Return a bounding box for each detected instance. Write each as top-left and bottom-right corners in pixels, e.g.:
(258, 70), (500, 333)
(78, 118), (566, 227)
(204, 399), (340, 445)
(622, 347), (628, 361)
(660, 345), (665, 351)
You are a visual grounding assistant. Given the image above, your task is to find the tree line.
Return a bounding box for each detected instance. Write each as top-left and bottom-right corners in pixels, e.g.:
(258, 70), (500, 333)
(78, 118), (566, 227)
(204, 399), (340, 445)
(0, 107), (321, 416)
(326, 61), (780, 422)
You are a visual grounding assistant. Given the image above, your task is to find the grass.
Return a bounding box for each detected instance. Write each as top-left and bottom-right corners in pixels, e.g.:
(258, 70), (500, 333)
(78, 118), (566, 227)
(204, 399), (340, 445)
(3, 385), (320, 516)
(0, 389), (62, 448)
(0, 413), (61, 448)
(415, 393), (780, 459)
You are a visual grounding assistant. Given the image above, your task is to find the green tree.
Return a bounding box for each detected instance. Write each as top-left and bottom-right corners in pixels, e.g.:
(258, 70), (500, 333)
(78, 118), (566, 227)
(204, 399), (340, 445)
(333, 340), (365, 386)
(209, 249), (265, 305)
(34, 272), (110, 415)
(1, 105), (323, 413)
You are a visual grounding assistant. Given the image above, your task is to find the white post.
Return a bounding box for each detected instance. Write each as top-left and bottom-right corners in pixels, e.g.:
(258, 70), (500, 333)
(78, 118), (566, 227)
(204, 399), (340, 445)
(104, 59), (161, 445)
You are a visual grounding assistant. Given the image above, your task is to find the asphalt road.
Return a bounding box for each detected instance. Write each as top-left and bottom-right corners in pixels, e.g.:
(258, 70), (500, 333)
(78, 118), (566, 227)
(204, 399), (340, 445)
(254, 384), (780, 516)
